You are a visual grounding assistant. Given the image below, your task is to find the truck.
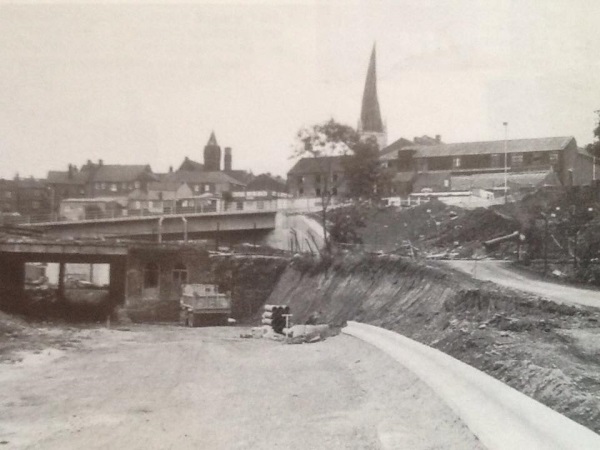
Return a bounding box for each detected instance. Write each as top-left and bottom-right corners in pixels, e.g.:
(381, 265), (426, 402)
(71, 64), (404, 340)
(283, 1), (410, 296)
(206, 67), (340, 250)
(179, 284), (232, 327)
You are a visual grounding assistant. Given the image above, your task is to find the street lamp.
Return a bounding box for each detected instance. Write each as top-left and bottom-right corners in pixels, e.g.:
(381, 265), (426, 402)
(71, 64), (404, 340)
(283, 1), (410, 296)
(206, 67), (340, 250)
(503, 122), (508, 203)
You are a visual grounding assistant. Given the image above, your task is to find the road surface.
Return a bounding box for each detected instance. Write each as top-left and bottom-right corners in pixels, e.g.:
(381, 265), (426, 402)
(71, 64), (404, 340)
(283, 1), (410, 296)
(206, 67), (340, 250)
(446, 259), (600, 308)
(0, 325), (482, 450)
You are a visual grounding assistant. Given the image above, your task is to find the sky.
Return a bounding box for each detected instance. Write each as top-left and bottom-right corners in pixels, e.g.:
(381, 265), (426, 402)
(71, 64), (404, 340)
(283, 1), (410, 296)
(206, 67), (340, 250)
(1, 0), (600, 179)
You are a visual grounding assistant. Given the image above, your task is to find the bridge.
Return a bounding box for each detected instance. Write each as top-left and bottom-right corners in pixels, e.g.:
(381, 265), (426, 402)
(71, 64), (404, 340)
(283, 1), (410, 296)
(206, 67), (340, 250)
(23, 209), (278, 243)
(0, 240), (129, 312)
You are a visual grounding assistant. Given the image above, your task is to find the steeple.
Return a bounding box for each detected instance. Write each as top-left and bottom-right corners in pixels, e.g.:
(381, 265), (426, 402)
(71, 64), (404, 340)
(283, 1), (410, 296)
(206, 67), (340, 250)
(207, 131), (218, 146)
(360, 44), (384, 133)
(358, 44), (387, 149)
(204, 131), (221, 171)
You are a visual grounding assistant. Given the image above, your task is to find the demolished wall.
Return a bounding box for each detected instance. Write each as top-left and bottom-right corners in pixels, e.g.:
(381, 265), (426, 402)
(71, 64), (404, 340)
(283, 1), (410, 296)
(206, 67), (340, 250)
(266, 253), (600, 433)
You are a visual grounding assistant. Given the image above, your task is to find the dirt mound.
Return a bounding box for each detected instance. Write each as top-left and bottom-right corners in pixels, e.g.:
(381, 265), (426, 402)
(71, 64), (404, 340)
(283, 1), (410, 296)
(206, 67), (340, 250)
(266, 252), (600, 433)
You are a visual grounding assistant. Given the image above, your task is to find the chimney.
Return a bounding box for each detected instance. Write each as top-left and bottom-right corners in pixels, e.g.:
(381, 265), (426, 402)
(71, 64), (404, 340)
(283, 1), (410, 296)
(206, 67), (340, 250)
(435, 134), (441, 143)
(98, 159), (103, 166)
(224, 147), (232, 171)
(169, 165), (173, 173)
(68, 164), (74, 179)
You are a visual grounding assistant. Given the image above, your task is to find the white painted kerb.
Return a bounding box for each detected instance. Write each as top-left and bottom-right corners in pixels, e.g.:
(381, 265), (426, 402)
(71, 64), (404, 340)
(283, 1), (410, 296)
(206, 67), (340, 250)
(343, 321), (600, 450)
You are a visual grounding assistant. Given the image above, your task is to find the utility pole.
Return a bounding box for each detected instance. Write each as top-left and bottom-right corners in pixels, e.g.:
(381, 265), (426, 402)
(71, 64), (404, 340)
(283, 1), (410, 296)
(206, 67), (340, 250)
(543, 213), (548, 276)
(503, 122), (508, 204)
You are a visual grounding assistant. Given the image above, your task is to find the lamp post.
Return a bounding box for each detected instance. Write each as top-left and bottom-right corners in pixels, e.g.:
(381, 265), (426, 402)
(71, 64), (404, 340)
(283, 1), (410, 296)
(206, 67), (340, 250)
(503, 122), (508, 203)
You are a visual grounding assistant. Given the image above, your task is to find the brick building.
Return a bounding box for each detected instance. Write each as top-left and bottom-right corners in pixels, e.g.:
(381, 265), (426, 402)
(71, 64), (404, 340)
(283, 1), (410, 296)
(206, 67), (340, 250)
(380, 136), (599, 195)
(0, 179), (17, 213)
(287, 156), (348, 198)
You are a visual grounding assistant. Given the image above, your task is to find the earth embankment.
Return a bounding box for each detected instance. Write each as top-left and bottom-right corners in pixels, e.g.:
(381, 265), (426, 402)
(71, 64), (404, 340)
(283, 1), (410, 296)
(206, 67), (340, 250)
(267, 253), (600, 433)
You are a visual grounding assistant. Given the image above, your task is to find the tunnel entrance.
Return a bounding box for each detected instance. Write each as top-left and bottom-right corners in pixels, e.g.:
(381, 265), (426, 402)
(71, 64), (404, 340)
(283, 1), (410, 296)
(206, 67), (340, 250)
(0, 241), (128, 322)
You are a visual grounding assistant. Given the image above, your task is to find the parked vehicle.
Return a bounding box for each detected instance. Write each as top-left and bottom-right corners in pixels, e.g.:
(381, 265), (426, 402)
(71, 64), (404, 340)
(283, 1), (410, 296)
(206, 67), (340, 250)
(179, 284), (231, 327)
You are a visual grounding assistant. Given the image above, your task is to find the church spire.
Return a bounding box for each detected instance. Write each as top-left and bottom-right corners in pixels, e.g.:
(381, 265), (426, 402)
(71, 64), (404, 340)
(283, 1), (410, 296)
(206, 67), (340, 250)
(359, 43), (384, 133)
(207, 131), (218, 146)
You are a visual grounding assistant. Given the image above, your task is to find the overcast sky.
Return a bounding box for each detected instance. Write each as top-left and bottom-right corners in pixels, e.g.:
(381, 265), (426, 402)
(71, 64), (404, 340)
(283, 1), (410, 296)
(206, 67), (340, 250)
(1, 0), (600, 179)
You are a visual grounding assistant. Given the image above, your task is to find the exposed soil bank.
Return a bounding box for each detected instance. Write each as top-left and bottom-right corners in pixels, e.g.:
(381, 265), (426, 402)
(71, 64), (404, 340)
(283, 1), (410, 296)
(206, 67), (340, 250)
(267, 253), (600, 433)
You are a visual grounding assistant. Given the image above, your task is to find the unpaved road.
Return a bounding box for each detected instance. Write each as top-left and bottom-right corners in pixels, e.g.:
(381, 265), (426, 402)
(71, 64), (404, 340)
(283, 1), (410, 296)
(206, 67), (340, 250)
(446, 259), (600, 308)
(0, 325), (482, 449)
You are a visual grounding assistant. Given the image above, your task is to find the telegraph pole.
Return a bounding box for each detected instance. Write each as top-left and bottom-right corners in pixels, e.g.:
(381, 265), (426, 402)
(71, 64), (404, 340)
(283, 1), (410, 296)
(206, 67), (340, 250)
(503, 122), (508, 203)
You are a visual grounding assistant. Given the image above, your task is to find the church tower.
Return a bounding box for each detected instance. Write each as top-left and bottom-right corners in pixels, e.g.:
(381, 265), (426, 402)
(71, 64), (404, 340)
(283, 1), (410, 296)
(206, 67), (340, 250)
(358, 44), (387, 149)
(204, 131), (221, 171)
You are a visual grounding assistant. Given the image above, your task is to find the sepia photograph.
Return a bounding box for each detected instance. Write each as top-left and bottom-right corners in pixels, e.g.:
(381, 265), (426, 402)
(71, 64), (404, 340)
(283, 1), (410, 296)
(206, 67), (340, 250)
(2, 0), (600, 448)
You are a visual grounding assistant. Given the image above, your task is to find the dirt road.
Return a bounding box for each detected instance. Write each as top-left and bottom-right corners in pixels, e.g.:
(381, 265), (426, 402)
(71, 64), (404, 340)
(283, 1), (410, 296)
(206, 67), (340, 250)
(0, 325), (482, 449)
(445, 259), (600, 308)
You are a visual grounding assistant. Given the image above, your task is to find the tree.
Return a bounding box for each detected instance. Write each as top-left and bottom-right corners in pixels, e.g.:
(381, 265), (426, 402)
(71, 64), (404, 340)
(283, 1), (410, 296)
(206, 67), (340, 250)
(293, 119), (359, 159)
(292, 119), (386, 252)
(342, 136), (391, 201)
(292, 120), (360, 253)
(587, 110), (600, 158)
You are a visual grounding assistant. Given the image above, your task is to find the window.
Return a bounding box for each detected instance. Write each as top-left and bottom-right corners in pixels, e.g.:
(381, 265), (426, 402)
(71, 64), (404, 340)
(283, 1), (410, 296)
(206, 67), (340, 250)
(110, 183), (117, 192)
(101, 183), (106, 190)
(297, 176), (304, 184)
(490, 154), (502, 168)
(80, 189), (85, 195)
(257, 200), (264, 209)
(194, 185), (200, 193)
(172, 263), (188, 285)
(511, 154), (523, 167)
(453, 157), (461, 168)
(134, 181), (141, 189)
(236, 201), (243, 210)
(444, 179), (450, 188)
(316, 188), (321, 196)
(204, 184), (210, 192)
(134, 201), (141, 209)
(144, 262), (159, 289)
(549, 152), (559, 163)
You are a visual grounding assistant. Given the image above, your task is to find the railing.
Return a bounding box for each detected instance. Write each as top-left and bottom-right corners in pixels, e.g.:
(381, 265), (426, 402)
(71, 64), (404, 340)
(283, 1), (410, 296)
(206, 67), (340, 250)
(1, 195), (434, 227)
(2, 201), (281, 226)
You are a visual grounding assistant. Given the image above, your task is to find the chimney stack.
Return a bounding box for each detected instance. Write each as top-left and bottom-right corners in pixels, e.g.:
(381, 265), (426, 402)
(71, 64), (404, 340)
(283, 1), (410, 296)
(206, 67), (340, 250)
(435, 134), (441, 143)
(98, 159), (103, 166)
(224, 147), (232, 171)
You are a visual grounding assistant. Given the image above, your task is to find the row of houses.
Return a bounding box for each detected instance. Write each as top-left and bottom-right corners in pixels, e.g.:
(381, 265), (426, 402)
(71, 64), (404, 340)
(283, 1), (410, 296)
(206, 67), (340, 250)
(287, 134), (600, 199)
(1, 133), (289, 220)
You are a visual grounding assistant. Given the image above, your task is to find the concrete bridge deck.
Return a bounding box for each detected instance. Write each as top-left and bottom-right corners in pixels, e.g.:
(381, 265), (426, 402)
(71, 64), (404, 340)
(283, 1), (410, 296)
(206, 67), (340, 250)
(23, 209), (278, 241)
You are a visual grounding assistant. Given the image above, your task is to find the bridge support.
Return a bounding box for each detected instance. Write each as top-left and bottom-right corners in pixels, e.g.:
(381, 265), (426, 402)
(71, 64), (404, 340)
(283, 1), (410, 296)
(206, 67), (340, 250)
(109, 260), (127, 306)
(57, 262), (66, 302)
(0, 257), (25, 311)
